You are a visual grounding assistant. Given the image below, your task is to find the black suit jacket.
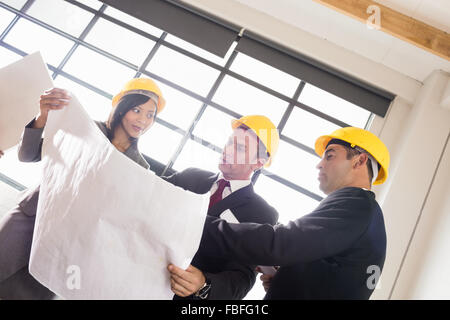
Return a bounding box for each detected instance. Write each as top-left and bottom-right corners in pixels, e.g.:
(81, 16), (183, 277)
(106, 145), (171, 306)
(198, 187), (387, 299)
(163, 168), (278, 299)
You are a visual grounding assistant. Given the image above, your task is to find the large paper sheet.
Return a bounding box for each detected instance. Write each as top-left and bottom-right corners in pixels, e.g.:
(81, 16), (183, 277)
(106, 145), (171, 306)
(29, 97), (209, 299)
(0, 52), (53, 150)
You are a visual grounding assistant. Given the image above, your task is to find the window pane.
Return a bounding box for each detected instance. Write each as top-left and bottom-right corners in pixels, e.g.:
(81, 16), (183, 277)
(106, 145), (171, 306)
(0, 146), (42, 188)
(138, 122), (184, 166)
(146, 45), (219, 97)
(63, 46), (136, 94)
(3, 18), (74, 67)
(254, 174), (320, 225)
(75, 0), (103, 10)
(0, 46), (21, 68)
(85, 18), (156, 66)
(0, 0), (27, 10)
(103, 6), (163, 38)
(231, 52), (300, 97)
(0, 6), (15, 33)
(192, 106), (235, 149)
(156, 82), (203, 131)
(268, 141), (324, 197)
(173, 139), (220, 173)
(299, 83), (371, 128)
(54, 75), (111, 122)
(213, 75), (288, 126)
(283, 106), (341, 150)
(165, 34), (231, 66)
(27, 0), (94, 37)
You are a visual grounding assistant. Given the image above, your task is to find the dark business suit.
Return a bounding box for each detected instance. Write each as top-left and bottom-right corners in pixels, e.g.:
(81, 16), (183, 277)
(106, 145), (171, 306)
(0, 119), (150, 299)
(163, 168), (278, 300)
(198, 187), (387, 300)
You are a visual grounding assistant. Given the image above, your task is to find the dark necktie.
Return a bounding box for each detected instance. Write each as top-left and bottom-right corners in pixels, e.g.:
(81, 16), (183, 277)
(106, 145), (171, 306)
(208, 179), (230, 209)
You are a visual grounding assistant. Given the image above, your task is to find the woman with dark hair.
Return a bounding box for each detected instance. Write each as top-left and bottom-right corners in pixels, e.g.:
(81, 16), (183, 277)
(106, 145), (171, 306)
(0, 77), (166, 299)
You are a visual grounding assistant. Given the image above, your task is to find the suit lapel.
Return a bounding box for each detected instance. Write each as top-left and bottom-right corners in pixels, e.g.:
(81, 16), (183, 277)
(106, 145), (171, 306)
(207, 184), (254, 217)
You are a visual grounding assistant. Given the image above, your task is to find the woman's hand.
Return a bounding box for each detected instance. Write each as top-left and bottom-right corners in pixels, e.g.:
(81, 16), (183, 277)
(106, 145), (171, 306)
(34, 88), (71, 129)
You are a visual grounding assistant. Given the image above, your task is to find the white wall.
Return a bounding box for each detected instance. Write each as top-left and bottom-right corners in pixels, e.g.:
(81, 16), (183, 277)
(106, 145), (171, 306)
(392, 132), (450, 299)
(182, 0), (450, 299)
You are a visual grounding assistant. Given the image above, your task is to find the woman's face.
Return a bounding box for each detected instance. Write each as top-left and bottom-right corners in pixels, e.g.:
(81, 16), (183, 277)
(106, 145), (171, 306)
(121, 98), (157, 139)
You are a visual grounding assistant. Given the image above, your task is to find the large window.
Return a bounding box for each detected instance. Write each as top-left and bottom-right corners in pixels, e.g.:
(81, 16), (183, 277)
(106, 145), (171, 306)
(0, 0), (384, 299)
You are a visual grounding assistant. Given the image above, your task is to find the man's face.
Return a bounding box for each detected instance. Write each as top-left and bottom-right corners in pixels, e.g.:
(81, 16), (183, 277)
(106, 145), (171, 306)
(219, 128), (263, 180)
(316, 144), (354, 195)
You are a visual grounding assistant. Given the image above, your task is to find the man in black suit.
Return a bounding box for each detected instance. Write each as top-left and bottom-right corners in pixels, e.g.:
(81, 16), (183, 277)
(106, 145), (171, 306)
(165, 115), (280, 300)
(170, 127), (390, 300)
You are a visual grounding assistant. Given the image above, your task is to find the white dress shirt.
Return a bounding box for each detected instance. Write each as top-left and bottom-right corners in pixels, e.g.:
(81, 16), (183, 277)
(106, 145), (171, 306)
(209, 174), (251, 223)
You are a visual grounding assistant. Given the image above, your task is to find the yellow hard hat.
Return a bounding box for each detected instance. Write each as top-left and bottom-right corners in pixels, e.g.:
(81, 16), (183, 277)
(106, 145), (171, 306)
(315, 127), (390, 185)
(112, 77), (166, 114)
(231, 115), (280, 167)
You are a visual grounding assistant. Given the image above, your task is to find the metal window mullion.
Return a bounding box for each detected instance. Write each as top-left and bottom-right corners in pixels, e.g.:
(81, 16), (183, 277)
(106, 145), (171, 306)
(260, 169), (323, 202)
(294, 102), (350, 128)
(95, 11), (226, 72)
(189, 134), (222, 154)
(226, 69), (294, 104)
(68, 1), (228, 73)
(135, 32), (167, 78)
(0, 172), (26, 192)
(207, 101), (241, 119)
(364, 113), (376, 130)
(52, 4), (107, 79)
(0, 0), (34, 41)
(228, 67), (350, 128)
(159, 39), (224, 71)
(252, 81), (306, 185)
(64, 0), (100, 15)
(161, 50), (239, 176)
(0, 6), (140, 72)
(66, 0), (164, 45)
(139, 69), (208, 102)
(280, 134), (318, 158)
(141, 68), (244, 120)
(0, 40), (189, 138)
(277, 81), (306, 134)
(154, 117), (186, 136)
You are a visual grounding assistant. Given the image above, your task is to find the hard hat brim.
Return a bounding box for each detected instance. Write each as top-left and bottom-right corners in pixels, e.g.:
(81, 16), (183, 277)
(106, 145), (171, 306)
(231, 118), (273, 168)
(315, 134), (387, 185)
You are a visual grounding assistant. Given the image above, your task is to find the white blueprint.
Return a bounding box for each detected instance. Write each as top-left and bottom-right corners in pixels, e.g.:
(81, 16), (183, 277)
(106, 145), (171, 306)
(29, 96), (209, 299)
(0, 52), (53, 150)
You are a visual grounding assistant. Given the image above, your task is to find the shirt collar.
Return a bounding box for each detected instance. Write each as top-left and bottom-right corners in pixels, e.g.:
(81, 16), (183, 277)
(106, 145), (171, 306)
(216, 173), (251, 193)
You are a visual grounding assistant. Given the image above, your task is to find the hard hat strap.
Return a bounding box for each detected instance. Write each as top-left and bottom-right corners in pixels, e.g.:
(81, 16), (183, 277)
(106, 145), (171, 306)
(122, 89), (159, 108)
(367, 154), (379, 184)
(354, 145), (378, 183)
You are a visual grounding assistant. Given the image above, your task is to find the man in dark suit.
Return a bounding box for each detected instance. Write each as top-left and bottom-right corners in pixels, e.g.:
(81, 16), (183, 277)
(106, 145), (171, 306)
(165, 115), (280, 300)
(169, 127), (390, 300)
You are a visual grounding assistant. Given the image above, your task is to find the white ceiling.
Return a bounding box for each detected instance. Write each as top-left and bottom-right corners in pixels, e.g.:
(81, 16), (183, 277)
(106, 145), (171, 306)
(234, 0), (450, 83)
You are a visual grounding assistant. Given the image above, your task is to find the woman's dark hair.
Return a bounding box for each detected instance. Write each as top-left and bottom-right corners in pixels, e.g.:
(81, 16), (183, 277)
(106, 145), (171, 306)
(107, 94), (156, 143)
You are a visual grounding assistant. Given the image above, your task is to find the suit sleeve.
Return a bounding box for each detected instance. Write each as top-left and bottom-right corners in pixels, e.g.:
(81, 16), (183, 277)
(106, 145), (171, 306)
(161, 171), (181, 186)
(205, 261), (256, 300)
(204, 198), (278, 300)
(17, 119), (44, 163)
(161, 168), (201, 189)
(198, 189), (372, 266)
